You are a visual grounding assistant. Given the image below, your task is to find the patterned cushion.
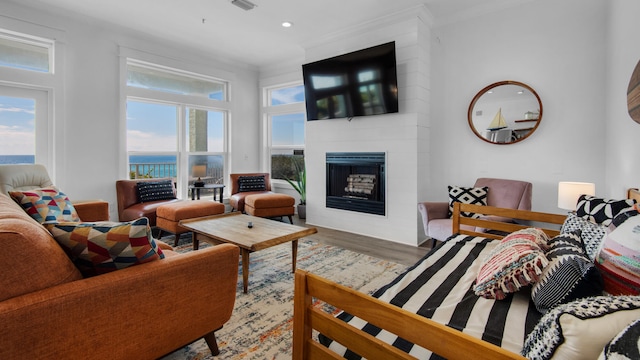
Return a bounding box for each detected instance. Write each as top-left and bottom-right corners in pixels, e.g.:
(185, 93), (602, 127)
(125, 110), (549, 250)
(136, 180), (175, 203)
(447, 185), (488, 218)
(474, 228), (549, 300)
(561, 212), (608, 261)
(9, 187), (81, 223)
(531, 231), (604, 313)
(46, 217), (164, 277)
(599, 318), (640, 359)
(576, 195), (636, 226)
(522, 296), (640, 360)
(238, 175), (267, 192)
(597, 214), (640, 295)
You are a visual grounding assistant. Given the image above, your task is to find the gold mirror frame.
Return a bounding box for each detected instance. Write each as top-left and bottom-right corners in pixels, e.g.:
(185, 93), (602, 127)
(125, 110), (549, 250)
(467, 80), (543, 145)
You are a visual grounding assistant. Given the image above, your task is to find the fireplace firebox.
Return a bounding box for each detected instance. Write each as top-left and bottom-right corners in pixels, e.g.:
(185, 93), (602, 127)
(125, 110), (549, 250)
(326, 152), (385, 215)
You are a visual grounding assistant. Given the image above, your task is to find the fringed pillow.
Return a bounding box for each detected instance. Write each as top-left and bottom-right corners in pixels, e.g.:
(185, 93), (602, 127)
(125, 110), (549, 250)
(474, 228), (549, 300)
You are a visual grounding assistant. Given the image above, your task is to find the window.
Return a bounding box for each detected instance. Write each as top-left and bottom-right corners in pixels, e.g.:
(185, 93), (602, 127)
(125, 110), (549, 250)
(0, 29), (53, 73)
(0, 28), (54, 167)
(125, 59), (228, 199)
(265, 83), (305, 181)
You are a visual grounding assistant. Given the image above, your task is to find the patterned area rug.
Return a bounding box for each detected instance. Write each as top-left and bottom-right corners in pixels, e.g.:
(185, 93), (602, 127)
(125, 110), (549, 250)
(160, 233), (406, 359)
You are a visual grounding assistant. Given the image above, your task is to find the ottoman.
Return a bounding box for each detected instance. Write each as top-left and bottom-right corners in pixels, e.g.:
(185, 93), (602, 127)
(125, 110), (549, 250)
(157, 200), (225, 246)
(244, 193), (295, 224)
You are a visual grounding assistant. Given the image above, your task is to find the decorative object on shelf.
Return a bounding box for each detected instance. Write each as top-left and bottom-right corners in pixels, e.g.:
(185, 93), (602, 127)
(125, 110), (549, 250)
(557, 181), (595, 211)
(284, 160), (306, 219)
(468, 80), (543, 145)
(192, 165), (206, 187)
(628, 59), (640, 123)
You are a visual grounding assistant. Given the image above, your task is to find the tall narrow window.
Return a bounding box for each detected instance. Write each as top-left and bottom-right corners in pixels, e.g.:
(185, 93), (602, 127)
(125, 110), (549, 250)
(265, 83), (306, 181)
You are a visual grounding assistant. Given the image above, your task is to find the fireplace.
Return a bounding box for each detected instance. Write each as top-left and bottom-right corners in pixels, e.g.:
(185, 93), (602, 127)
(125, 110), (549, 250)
(326, 152), (385, 215)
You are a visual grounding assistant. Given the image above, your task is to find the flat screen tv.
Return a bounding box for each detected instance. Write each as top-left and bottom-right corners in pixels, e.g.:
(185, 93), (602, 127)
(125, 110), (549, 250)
(302, 41), (399, 121)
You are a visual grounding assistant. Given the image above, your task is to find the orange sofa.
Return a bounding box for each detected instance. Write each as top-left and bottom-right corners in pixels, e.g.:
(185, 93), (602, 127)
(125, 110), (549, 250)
(0, 194), (239, 359)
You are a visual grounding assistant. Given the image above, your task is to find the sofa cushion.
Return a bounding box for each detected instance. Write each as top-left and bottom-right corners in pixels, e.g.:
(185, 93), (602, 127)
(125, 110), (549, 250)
(599, 318), (640, 359)
(238, 175), (267, 192)
(531, 231), (603, 313)
(522, 295), (640, 360)
(560, 212), (608, 261)
(575, 195), (636, 226)
(474, 228), (549, 300)
(46, 217), (165, 277)
(447, 185), (488, 218)
(0, 195), (82, 302)
(136, 180), (176, 203)
(9, 187), (81, 223)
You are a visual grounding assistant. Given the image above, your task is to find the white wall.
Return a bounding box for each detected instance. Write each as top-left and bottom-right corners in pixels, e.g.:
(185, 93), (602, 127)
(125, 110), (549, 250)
(304, 8), (431, 246)
(2, 2), (260, 220)
(430, 0), (608, 215)
(604, 0), (640, 196)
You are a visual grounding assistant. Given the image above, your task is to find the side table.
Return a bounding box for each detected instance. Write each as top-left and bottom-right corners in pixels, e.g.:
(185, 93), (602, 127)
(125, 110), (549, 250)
(190, 184), (225, 203)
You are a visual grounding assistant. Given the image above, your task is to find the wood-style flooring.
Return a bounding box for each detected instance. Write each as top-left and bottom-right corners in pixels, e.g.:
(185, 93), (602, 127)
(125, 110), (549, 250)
(291, 217), (432, 267)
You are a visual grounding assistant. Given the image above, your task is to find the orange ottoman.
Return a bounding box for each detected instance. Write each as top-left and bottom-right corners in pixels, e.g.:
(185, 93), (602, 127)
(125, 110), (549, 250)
(244, 193), (295, 224)
(157, 200), (225, 246)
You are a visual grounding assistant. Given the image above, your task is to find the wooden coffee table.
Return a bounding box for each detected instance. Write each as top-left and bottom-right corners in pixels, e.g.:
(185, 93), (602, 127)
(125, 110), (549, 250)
(179, 212), (317, 293)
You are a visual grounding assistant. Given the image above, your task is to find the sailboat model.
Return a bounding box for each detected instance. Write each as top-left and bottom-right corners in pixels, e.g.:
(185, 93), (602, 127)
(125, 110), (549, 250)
(487, 108), (507, 130)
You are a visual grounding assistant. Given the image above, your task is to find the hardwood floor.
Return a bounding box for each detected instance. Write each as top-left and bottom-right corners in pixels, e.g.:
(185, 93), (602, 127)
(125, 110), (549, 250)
(291, 216), (432, 267)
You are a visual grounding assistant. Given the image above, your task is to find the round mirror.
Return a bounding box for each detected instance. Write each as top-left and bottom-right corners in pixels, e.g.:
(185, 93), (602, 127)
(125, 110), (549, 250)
(468, 80), (543, 145)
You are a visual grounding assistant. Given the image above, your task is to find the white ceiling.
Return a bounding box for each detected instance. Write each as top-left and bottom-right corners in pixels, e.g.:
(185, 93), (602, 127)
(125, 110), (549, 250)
(10, 0), (533, 68)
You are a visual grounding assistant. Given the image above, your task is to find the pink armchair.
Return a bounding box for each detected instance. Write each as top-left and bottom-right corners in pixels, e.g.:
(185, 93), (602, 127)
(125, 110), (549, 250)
(418, 178), (532, 243)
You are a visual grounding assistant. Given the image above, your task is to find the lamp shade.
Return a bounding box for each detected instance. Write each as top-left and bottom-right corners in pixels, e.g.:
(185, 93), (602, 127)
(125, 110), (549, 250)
(192, 165), (207, 178)
(558, 181), (595, 210)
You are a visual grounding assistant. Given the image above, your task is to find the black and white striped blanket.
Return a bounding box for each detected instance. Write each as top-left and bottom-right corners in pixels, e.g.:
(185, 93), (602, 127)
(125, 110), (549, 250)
(319, 234), (542, 359)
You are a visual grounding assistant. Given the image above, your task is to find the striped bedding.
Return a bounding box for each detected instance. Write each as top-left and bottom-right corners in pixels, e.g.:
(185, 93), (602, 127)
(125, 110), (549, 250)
(319, 234), (542, 359)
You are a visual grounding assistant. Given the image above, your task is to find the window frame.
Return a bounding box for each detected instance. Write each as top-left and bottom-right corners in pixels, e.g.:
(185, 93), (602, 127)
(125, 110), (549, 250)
(121, 54), (230, 199)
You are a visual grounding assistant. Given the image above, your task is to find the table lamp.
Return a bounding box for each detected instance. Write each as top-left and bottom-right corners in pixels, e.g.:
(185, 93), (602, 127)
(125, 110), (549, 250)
(557, 181), (595, 211)
(192, 165), (206, 187)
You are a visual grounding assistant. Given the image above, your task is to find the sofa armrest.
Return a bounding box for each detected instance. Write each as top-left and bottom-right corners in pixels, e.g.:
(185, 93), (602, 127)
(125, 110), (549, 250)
(417, 201), (449, 234)
(0, 244), (240, 360)
(73, 200), (110, 221)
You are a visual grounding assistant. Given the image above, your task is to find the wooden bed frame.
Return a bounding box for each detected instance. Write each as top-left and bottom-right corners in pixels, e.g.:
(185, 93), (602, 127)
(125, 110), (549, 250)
(292, 202), (568, 360)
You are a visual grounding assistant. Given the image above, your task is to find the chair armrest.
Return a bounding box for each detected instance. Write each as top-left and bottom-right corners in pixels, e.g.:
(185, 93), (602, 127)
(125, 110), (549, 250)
(72, 200), (110, 221)
(417, 201), (449, 234)
(0, 244), (240, 360)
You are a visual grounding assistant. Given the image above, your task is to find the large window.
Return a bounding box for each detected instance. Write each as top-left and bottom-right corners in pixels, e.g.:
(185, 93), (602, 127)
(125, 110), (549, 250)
(265, 83), (305, 181)
(125, 59), (228, 199)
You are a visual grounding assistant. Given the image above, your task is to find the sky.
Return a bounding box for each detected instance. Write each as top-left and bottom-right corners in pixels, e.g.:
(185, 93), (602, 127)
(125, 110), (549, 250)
(0, 96), (35, 156)
(0, 84), (307, 157)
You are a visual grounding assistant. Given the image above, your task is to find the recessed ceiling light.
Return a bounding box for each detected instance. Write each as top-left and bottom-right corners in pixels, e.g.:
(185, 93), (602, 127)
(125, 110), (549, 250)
(282, 21), (293, 28)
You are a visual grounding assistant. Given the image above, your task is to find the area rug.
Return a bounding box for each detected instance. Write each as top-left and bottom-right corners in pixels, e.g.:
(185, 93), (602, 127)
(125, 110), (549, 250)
(160, 234), (406, 360)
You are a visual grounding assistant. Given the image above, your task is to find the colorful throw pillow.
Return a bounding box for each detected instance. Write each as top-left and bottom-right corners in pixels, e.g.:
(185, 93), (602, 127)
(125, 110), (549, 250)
(447, 185), (488, 218)
(522, 295), (640, 360)
(599, 318), (640, 359)
(531, 231), (604, 313)
(596, 214), (640, 295)
(474, 228), (549, 300)
(238, 175), (267, 192)
(561, 212), (608, 261)
(9, 187), (81, 223)
(136, 180), (175, 203)
(575, 195), (636, 226)
(46, 217), (164, 277)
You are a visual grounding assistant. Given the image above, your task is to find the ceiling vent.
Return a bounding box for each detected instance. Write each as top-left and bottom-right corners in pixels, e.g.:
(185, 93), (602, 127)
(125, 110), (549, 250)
(231, 0), (257, 11)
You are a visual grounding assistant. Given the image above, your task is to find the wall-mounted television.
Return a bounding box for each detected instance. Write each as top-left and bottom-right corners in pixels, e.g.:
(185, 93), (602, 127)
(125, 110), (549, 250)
(302, 41), (399, 121)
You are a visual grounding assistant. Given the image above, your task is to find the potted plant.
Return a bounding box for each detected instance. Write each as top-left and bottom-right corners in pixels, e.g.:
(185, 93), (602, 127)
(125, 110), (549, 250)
(285, 160), (306, 219)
